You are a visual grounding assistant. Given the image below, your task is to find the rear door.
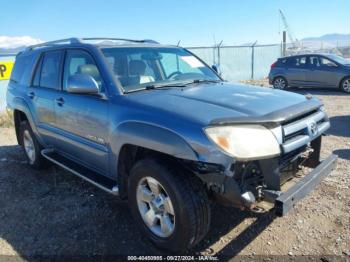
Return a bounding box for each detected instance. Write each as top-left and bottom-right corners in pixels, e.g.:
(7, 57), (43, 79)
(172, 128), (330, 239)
(305, 55), (323, 86)
(54, 49), (110, 175)
(285, 56), (308, 86)
(28, 50), (64, 145)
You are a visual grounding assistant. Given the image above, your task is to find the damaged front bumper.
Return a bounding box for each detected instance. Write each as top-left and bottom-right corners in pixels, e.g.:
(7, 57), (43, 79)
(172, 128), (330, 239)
(274, 153), (337, 216)
(191, 137), (338, 217)
(191, 99), (337, 216)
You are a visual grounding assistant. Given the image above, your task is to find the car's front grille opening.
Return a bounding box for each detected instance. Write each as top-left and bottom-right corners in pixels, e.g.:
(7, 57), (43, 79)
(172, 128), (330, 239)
(283, 128), (308, 143)
(282, 109), (318, 126)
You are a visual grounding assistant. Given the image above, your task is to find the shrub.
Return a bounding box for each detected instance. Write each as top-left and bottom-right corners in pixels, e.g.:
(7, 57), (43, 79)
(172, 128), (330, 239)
(0, 109), (14, 127)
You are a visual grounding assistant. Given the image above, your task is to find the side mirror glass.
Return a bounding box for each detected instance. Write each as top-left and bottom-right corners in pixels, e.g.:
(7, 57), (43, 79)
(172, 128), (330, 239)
(212, 64), (222, 76)
(67, 74), (99, 94)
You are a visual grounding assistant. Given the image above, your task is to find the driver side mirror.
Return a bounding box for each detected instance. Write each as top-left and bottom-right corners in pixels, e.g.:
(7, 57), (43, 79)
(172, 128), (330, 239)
(212, 64), (222, 76)
(67, 74), (99, 94)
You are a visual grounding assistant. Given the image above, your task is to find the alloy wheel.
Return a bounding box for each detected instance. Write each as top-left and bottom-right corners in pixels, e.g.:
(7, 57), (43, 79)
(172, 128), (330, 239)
(273, 77), (286, 89)
(23, 130), (36, 164)
(343, 79), (350, 93)
(136, 176), (175, 238)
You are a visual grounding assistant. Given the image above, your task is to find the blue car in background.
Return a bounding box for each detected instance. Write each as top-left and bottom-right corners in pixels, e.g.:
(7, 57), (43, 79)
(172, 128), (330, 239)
(269, 53), (350, 92)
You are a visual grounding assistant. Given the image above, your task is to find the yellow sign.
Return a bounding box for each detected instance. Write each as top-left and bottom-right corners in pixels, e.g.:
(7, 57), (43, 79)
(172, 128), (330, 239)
(0, 61), (14, 81)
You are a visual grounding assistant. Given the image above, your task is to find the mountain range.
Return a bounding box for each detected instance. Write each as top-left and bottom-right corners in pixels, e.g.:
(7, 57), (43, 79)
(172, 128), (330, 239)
(302, 33), (350, 42)
(0, 34), (350, 55)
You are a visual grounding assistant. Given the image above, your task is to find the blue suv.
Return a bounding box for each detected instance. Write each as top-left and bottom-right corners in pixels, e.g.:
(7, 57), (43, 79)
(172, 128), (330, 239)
(7, 38), (337, 252)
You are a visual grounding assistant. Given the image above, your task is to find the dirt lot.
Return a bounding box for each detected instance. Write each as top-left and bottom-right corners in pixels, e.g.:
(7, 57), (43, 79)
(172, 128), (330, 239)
(0, 87), (349, 259)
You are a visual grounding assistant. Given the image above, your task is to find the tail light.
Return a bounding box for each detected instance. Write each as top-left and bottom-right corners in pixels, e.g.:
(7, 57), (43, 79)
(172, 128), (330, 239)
(271, 61), (277, 69)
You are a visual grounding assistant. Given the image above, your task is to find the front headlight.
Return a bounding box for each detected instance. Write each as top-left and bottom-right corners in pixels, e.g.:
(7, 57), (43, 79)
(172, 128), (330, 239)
(204, 125), (281, 160)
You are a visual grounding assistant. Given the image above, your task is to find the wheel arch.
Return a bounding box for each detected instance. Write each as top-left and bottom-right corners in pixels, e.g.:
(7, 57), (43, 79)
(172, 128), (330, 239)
(117, 144), (185, 199)
(10, 97), (45, 146)
(110, 121), (199, 198)
(13, 109), (28, 145)
(338, 75), (350, 89)
(273, 75), (288, 84)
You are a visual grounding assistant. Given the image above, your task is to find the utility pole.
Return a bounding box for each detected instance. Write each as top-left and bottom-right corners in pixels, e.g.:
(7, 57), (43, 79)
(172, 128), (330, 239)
(251, 41), (258, 79)
(282, 31), (287, 56)
(217, 40), (223, 68)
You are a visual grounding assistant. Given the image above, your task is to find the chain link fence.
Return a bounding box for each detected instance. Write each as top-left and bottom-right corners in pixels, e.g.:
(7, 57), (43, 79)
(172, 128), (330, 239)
(1, 41), (350, 111)
(286, 40), (350, 58)
(187, 44), (282, 82)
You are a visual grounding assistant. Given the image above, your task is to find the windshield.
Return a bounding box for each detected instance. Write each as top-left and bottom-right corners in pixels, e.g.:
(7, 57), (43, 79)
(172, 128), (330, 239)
(101, 47), (221, 92)
(327, 54), (350, 65)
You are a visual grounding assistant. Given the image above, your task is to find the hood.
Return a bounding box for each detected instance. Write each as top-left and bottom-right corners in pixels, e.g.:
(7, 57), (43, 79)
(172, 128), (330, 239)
(125, 82), (317, 126)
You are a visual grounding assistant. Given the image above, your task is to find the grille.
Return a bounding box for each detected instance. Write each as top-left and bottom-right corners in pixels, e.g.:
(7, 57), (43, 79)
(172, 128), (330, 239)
(281, 109), (329, 154)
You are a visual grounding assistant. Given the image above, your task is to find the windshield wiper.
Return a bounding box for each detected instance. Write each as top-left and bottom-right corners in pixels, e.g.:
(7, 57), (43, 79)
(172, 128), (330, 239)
(145, 83), (186, 90)
(183, 79), (222, 85)
(124, 83), (186, 94)
(124, 80), (221, 94)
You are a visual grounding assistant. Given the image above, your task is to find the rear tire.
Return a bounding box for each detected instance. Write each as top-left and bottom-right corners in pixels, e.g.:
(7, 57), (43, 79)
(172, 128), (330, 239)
(273, 76), (288, 90)
(128, 158), (211, 252)
(340, 77), (350, 93)
(19, 121), (48, 169)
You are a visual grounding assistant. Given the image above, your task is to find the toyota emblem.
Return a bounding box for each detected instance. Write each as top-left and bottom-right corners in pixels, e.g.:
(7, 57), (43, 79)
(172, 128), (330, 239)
(308, 121), (318, 136)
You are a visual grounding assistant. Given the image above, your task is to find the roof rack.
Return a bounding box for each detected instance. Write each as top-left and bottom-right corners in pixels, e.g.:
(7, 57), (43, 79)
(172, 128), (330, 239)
(24, 37), (160, 52)
(81, 37), (159, 44)
(24, 38), (81, 51)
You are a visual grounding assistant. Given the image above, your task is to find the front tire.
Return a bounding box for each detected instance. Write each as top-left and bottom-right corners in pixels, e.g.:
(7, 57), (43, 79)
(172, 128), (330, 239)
(128, 158), (210, 252)
(340, 77), (350, 93)
(273, 76), (288, 90)
(19, 121), (48, 169)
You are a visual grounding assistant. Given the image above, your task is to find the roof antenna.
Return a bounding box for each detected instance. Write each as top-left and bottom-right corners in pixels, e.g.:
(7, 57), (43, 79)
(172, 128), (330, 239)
(177, 40), (181, 46)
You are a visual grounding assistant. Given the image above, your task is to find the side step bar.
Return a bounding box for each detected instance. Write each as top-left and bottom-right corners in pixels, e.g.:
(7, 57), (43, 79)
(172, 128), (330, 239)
(41, 149), (119, 195)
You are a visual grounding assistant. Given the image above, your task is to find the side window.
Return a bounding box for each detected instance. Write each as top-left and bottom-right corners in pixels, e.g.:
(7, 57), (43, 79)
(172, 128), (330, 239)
(288, 56), (307, 68)
(309, 56), (320, 67)
(320, 57), (337, 67)
(40, 51), (62, 89)
(63, 50), (104, 92)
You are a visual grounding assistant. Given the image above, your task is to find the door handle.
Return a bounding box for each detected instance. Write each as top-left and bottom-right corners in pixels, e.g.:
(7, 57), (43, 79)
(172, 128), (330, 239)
(27, 91), (35, 99)
(55, 97), (65, 106)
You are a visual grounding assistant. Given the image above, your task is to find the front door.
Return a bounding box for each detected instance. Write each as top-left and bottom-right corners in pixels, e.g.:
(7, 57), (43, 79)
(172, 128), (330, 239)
(54, 49), (110, 175)
(306, 56), (339, 87)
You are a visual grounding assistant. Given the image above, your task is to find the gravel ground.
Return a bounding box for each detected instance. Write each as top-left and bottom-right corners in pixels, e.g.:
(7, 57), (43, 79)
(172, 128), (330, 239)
(0, 86), (349, 259)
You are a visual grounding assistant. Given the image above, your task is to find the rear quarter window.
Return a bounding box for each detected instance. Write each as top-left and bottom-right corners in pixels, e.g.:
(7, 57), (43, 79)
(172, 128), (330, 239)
(277, 58), (287, 66)
(10, 54), (36, 85)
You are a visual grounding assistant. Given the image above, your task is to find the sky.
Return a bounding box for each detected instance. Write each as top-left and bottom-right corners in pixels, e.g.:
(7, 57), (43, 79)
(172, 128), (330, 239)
(1, 0), (349, 47)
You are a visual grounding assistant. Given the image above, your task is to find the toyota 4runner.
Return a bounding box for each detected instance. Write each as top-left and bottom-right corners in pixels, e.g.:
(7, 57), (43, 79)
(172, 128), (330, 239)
(6, 38), (337, 252)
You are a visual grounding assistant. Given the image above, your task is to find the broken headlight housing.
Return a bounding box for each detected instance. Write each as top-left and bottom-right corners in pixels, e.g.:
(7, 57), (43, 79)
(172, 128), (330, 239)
(204, 125), (281, 161)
